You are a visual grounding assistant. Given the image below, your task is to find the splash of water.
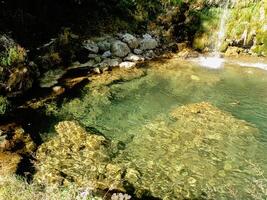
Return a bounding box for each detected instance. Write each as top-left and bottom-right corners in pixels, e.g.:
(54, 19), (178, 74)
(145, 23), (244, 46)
(192, 0), (231, 69)
(214, 0), (230, 54)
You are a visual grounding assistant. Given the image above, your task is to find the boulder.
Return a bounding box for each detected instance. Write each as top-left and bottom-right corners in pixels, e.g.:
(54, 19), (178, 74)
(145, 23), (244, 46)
(88, 54), (98, 59)
(102, 50), (112, 58)
(140, 35), (158, 50)
(97, 40), (111, 52)
(96, 58), (121, 69)
(119, 62), (136, 69)
(82, 40), (99, 54)
(39, 69), (66, 88)
(111, 41), (131, 58)
(144, 50), (156, 60)
(225, 46), (243, 57)
(34, 121), (124, 191)
(133, 49), (143, 55)
(124, 53), (144, 62)
(122, 33), (139, 49)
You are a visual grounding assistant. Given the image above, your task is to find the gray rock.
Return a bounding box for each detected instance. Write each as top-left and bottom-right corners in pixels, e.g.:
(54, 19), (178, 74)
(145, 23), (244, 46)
(93, 67), (101, 74)
(140, 37), (158, 50)
(39, 69), (65, 88)
(94, 56), (102, 63)
(111, 40), (131, 58)
(88, 54), (98, 59)
(97, 40), (111, 52)
(101, 58), (121, 68)
(143, 33), (153, 39)
(124, 53), (144, 62)
(144, 50), (156, 60)
(133, 49), (143, 55)
(102, 51), (112, 58)
(119, 61), (136, 69)
(82, 40), (99, 53)
(122, 33), (139, 49)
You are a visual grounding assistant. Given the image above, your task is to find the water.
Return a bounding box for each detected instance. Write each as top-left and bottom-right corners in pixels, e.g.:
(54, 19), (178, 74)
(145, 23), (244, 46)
(214, 0), (230, 54)
(56, 57), (267, 199)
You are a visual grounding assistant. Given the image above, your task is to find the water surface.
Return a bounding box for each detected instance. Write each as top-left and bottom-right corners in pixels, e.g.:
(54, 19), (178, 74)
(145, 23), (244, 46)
(56, 57), (267, 199)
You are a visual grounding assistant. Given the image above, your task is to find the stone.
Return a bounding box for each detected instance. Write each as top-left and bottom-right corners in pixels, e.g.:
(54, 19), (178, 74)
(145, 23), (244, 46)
(97, 40), (111, 52)
(119, 62), (136, 69)
(88, 54), (98, 59)
(102, 50), (112, 58)
(111, 41), (131, 58)
(0, 124), (35, 155)
(52, 86), (65, 94)
(122, 33), (139, 49)
(34, 121), (124, 191)
(144, 50), (156, 59)
(133, 49), (143, 55)
(225, 46), (243, 57)
(39, 69), (65, 88)
(113, 102), (259, 199)
(101, 58), (121, 68)
(140, 37), (158, 50)
(124, 53), (144, 62)
(94, 56), (102, 63)
(93, 67), (101, 74)
(142, 33), (153, 39)
(82, 40), (99, 54)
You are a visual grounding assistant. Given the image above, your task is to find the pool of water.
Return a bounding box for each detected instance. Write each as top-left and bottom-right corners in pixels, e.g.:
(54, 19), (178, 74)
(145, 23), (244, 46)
(53, 57), (267, 199)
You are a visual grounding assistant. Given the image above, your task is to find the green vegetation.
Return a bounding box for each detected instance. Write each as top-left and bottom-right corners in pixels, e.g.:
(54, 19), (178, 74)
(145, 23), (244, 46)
(0, 46), (26, 67)
(0, 96), (9, 115)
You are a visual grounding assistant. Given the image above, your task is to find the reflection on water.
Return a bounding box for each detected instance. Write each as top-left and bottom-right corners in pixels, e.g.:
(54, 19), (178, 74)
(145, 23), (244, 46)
(54, 57), (267, 199)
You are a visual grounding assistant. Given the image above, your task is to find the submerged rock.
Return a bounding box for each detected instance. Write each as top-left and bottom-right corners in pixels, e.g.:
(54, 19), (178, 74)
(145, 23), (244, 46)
(0, 124), (36, 155)
(0, 152), (21, 176)
(34, 121), (124, 191)
(114, 102), (260, 199)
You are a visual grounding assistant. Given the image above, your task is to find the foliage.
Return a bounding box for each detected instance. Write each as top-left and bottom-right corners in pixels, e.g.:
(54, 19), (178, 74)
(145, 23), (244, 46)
(0, 96), (9, 115)
(0, 46), (26, 67)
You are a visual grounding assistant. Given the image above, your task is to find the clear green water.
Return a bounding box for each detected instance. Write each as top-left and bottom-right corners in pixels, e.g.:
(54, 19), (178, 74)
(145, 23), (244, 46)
(56, 58), (267, 199)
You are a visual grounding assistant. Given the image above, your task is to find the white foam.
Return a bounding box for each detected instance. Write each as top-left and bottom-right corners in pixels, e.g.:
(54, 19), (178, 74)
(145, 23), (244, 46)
(236, 62), (267, 70)
(192, 56), (225, 69)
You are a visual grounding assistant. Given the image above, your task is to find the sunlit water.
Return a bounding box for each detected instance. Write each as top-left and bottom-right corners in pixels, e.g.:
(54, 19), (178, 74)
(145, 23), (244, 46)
(53, 57), (267, 199)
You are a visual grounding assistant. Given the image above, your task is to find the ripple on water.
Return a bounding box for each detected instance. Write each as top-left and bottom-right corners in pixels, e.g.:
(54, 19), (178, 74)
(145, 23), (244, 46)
(51, 58), (267, 199)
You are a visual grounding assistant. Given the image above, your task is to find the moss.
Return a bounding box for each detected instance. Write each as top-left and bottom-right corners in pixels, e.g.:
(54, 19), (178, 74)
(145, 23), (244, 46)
(0, 96), (9, 115)
(0, 46), (26, 67)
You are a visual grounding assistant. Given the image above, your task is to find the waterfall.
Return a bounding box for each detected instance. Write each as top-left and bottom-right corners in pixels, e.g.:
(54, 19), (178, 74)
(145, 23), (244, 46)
(191, 0), (232, 69)
(214, 0), (230, 55)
